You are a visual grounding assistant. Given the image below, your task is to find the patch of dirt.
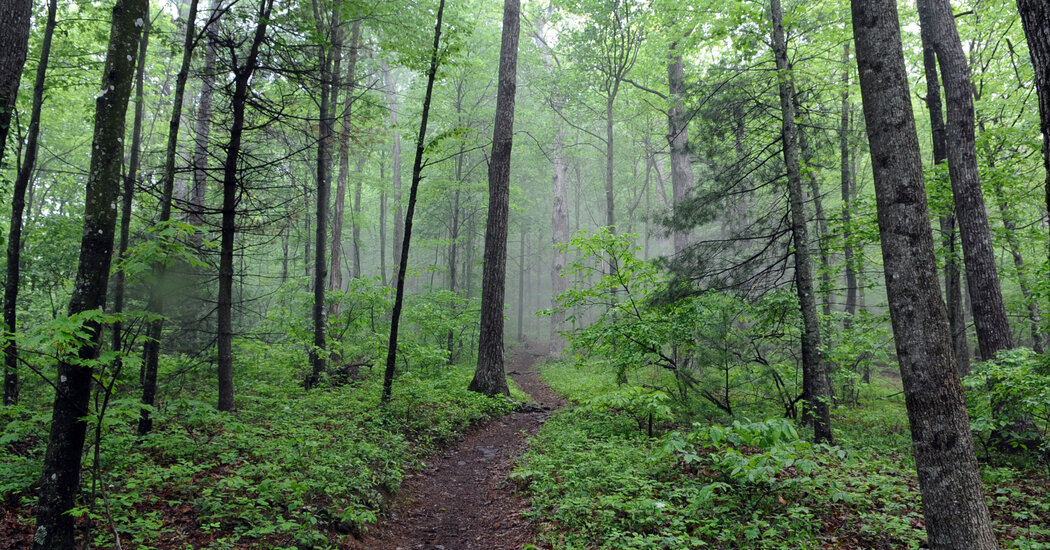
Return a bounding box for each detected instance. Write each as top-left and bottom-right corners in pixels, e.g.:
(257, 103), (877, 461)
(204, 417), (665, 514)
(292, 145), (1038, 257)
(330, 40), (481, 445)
(354, 340), (565, 550)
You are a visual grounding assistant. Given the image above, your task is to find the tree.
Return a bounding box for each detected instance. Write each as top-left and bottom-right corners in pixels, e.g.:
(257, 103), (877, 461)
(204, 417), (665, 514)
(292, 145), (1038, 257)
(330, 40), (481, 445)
(382, 60), (404, 283)
(0, 0), (31, 167)
(470, 0), (520, 397)
(851, 0), (998, 547)
(4, 0), (56, 406)
(217, 0), (273, 411)
(667, 42), (694, 254)
(32, 0), (147, 546)
(331, 20), (363, 304)
(769, 0), (832, 444)
(1015, 1), (1050, 252)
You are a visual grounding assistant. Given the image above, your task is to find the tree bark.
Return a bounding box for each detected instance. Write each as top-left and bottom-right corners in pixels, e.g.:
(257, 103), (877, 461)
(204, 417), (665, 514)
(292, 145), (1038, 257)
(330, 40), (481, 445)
(351, 156), (364, 279)
(840, 43), (858, 328)
(382, 60), (404, 284)
(918, 1), (971, 375)
(921, 0), (1013, 361)
(770, 0), (832, 444)
(0, 0), (31, 168)
(382, 0), (445, 401)
(1015, 0), (1050, 255)
(217, 0), (272, 411)
(32, 0), (146, 546)
(308, 1), (339, 389)
(331, 20), (361, 303)
(851, 2), (998, 547)
(668, 45), (694, 254)
(140, 0), (200, 435)
(4, 0), (56, 407)
(470, 0), (520, 397)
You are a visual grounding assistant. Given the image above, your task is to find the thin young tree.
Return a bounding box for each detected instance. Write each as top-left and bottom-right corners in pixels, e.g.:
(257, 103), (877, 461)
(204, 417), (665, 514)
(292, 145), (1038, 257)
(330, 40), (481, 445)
(32, 0), (147, 546)
(3, 0), (57, 407)
(470, 0), (520, 397)
(851, 1), (998, 547)
(382, 0), (446, 402)
(331, 20), (362, 312)
(0, 0), (31, 168)
(769, 0), (832, 444)
(382, 59), (404, 283)
(839, 43), (858, 329)
(216, 0), (273, 411)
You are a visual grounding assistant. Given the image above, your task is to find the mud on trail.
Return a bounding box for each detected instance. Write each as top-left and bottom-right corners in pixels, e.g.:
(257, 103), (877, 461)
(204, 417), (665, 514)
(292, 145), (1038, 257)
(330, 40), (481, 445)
(356, 341), (565, 550)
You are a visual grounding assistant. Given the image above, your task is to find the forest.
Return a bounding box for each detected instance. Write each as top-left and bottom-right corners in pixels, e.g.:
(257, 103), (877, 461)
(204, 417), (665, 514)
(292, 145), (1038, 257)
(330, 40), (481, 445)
(0, 0), (1049, 548)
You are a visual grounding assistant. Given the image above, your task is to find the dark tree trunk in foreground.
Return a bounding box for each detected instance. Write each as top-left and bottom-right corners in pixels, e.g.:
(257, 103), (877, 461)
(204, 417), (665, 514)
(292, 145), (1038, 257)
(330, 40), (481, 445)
(470, 0), (520, 397)
(922, 0), (1013, 362)
(1015, 1), (1050, 254)
(382, 0), (445, 402)
(918, 1), (971, 375)
(32, 0), (146, 546)
(0, 0), (31, 167)
(140, 0), (200, 435)
(217, 0), (272, 411)
(851, 2), (998, 548)
(840, 43), (857, 328)
(668, 45), (695, 254)
(308, 2), (339, 389)
(4, 0), (56, 407)
(770, 0), (832, 444)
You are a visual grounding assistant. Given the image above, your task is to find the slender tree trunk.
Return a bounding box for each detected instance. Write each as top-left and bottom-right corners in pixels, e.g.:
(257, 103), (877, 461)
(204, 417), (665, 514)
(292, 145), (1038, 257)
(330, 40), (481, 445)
(798, 118), (832, 319)
(112, 13), (150, 354)
(605, 89), (617, 232)
(308, 2), (338, 389)
(382, 0), (445, 401)
(32, 0), (146, 546)
(921, 0), (1013, 362)
(517, 229), (525, 343)
(770, 0), (832, 444)
(918, 7), (971, 375)
(991, 181), (1044, 353)
(351, 156), (364, 279)
(379, 153), (387, 285)
(1015, 1), (1050, 255)
(331, 21), (361, 303)
(667, 45), (694, 254)
(217, 0), (272, 411)
(190, 0), (222, 233)
(851, 2), (997, 547)
(140, 0), (200, 435)
(4, 0), (56, 407)
(383, 60), (404, 283)
(470, 0), (520, 397)
(0, 0), (31, 168)
(840, 43), (858, 328)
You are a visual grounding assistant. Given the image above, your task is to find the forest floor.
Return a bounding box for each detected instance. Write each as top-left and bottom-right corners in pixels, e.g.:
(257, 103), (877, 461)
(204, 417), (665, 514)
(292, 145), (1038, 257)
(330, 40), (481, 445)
(354, 340), (565, 550)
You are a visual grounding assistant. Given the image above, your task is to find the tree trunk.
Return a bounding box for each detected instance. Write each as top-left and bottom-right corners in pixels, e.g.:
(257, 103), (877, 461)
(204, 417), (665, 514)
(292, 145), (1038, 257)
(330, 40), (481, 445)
(383, 60), (404, 283)
(798, 117), (832, 319)
(112, 12), (150, 354)
(0, 0), (31, 168)
(667, 45), (694, 254)
(517, 229), (525, 343)
(217, 0), (272, 412)
(991, 181), (1044, 353)
(331, 21), (361, 304)
(351, 156), (363, 279)
(770, 0), (832, 444)
(4, 0), (56, 407)
(140, 0), (200, 436)
(382, 0), (445, 401)
(840, 43), (858, 328)
(605, 90), (617, 232)
(921, 0), (1013, 361)
(32, 0), (146, 546)
(850, 2), (998, 547)
(308, 2), (339, 389)
(379, 153), (387, 285)
(189, 0), (222, 234)
(918, 2), (971, 375)
(470, 0), (520, 397)
(1015, 0), (1050, 255)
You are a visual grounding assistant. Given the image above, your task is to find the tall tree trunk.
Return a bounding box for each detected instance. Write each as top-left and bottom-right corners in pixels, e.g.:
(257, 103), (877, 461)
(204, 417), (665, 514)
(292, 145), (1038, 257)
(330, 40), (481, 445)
(382, 60), (403, 283)
(667, 45), (694, 254)
(605, 90), (617, 232)
(3, 0), (56, 407)
(840, 43), (858, 329)
(991, 181), (1044, 353)
(140, 0), (200, 436)
(517, 229), (525, 343)
(470, 0), (520, 397)
(32, 0), (146, 546)
(1015, 1), (1050, 255)
(379, 153), (387, 285)
(798, 117), (832, 319)
(918, 4), (971, 375)
(850, 2), (998, 547)
(382, 0), (445, 401)
(351, 156), (364, 279)
(308, 2), (339, 389)
(770, 0), (832, 444)
(217, 0), (272, 412)
(921, 0), (1014, 362)
(331, 21), (361, 304)
(112, 12), (150, 354)
(0, 0), (31, 168)
(189, 0), (222, 233)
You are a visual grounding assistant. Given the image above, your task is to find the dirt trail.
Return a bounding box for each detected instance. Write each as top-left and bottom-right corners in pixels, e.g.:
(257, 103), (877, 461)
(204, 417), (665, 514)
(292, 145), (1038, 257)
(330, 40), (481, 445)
(356, 341), (564, 550)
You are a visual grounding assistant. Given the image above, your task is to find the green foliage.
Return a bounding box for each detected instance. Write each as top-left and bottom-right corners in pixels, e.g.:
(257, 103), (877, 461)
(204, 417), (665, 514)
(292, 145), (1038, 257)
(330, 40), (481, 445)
(964, 348), (1050, 458)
